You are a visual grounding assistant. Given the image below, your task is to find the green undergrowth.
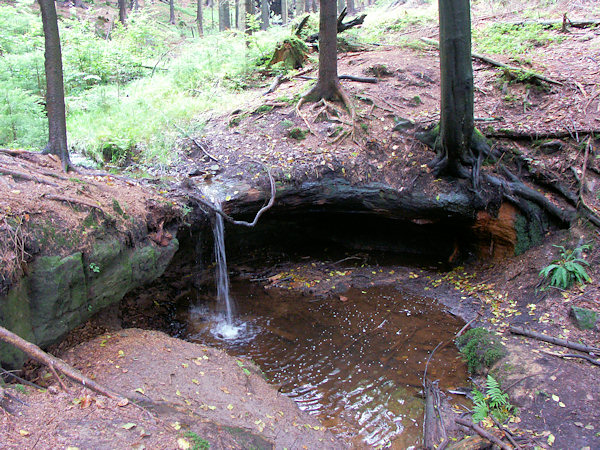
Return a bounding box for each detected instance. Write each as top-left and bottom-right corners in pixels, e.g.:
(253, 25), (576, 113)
(473, 22), (566, 55)
(456, 327), (506, 374)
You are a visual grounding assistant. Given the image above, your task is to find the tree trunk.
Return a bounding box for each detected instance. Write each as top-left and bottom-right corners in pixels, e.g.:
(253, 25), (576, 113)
(234, 0), (239, 28)
(38, 0), (70, 171)
(169, 0), (176, 24)
(316, 0), (339, 98)
(197, 0), (204, 35)
(281, 0), (288, 25)
(219, 0), (231, 30)
(260, 0), (270, 30)
(437, 0), (474, 178)
(118, 0), (127, 24)
(337, 0), (344, 15)
(244, 0), (254, 34)
(296, 0), (305, 17)
(347, 0), (354, 14)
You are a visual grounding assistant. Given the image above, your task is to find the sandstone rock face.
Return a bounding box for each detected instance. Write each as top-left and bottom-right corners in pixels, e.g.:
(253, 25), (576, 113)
(0, 236), (178, 368)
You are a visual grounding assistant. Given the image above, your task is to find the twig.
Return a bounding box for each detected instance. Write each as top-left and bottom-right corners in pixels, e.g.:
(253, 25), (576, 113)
(578, 136), (591, 201)
(169, 121), (219, 162)
(510, 325), (600, 354)
(584, 90), (600, 113)
(455, 317), (477, 339)
(0, 367), (44, 390)
(455, 417), (512, 450)
(0, 166), (59, 187)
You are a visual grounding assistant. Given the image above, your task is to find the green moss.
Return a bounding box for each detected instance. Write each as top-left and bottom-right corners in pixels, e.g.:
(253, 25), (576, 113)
(288, 127), (308, 140)
(456, 327), (506, 374)
(514, 204), (545, 255)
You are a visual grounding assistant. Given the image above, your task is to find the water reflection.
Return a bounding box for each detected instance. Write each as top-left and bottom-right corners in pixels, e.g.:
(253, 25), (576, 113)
(186, 281), (468, 448)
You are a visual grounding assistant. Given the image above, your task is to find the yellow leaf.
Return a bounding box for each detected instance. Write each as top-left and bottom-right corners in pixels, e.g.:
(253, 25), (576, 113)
(551, 394), (559, 402)
(176, 390), (181, 396)
(171, 422), (181, 430)
(177, 438), (191, 449)
(547, 433), (555, 446)
(227, 404), (233, 410)
(192, 379), (200, 385)
(118, 350), (124, 357)
(19, 430), (30, 436)
(122, 423), (136, 430)
(135, 388), (145, 395)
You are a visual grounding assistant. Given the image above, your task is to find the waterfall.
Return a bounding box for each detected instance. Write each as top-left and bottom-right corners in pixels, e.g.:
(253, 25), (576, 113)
(213, 200), (234, 324)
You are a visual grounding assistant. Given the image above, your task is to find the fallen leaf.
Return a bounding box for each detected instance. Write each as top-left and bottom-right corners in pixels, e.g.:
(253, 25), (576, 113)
(177, 438), (190, 449)
(220, 387), (230, 394)
(339, 296), (348, 302)
(19, 430), (30, 436)
(171, 422), (181, 431)
(122, 423), (136, 430)
(547, 433), (555, 446)
(551, 394), (559, 402)
(135, 388), (145, 395)
(117, 398), (129, 407)
(192, 379), (200, 385)
(227, 404), (234, 410)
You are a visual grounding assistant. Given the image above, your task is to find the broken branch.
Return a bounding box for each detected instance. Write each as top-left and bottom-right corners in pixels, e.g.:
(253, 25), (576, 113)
(455, 417), (512, 450)
(510, 325), (600, 354)
(0, 325), (126, 401)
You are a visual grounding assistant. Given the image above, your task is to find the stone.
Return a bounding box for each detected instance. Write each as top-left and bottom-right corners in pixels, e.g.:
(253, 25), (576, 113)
(570, 306), (598, 330)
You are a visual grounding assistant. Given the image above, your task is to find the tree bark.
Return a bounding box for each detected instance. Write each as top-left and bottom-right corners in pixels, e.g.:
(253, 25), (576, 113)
(316, 0), (339, 99)
(437, 0), (474, 178)
(118, 0), (127, 23)
(38, 0), (70, 172)
(281, 0), (288, 25)
(296, 0), (305, 17)
(347, 0), (355, 14)
(197, 0), (204, 35)
(260, 0), (269, 30)
(219, 0), (231, 30)
(169, 0), (176, 24)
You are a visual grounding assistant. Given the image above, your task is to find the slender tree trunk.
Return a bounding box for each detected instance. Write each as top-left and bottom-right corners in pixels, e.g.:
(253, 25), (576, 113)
(38, 0), (70, 171)
(118, 0), (127, 24)
(260, 0), (269, 30)
(316, 0), (338, 98)
(197, 0), (204, 35)
(281, 0), (288, 24)
(312, 0), (318, 12)
(347, 0), (354, 14)
(244, 0), (254, 34)
(296, 0), (304, 17)
(219, 0), (231, 30)
(337, 0), (344, 15)
(234, 0), (239, 28)
(437, 0), (474, 178)
(169, 0), (176, 24)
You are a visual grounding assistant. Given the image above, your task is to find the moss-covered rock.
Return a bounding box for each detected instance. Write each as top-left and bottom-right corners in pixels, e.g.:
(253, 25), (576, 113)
(456, 327), (506, 374)
(0, 237), (179, 368)
(570, 306), (598, 330)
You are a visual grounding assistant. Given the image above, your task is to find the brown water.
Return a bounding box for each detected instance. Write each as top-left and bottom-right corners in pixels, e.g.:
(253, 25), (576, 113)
(185, 280), (468, 448)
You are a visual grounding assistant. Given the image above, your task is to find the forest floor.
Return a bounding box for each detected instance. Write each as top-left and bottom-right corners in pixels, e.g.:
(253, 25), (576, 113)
(2, 0), (600, 448)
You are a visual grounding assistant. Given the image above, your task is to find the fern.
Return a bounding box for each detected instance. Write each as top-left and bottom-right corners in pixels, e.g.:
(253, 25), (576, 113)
(470, 375), (515, 424)
(539, 244), (592, 290)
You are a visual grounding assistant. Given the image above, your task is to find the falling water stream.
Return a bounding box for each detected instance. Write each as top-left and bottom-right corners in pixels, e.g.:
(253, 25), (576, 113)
(210, 200), (244, 340)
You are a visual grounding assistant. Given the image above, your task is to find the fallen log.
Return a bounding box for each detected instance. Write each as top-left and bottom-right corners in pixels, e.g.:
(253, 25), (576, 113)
(510, 325), (600, 354)
(306, 8), (367, 43)
(420, 38), (563, 86)
(455, 417), (512, 450)
(486, 129), (600, 140)
(0, 325), (127, 402)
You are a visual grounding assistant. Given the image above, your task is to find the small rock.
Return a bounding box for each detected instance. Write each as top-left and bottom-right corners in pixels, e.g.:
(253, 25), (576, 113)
(570, 306), (598, 330)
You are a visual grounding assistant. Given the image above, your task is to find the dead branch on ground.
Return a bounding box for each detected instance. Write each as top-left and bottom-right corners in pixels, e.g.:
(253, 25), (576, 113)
(510, 325), (600, 354)
(541, 350), (600, 367)
(0, 325), (127, 401)
(455, 417), (512, 450)
(420, 38), (563, 86)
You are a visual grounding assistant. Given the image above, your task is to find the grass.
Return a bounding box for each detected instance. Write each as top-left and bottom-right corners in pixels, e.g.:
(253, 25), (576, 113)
(473, 22), (566, 56)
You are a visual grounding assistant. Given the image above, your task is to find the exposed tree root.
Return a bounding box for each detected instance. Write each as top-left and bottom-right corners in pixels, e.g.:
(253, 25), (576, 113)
(0, 165), (60, 187)
(0, 325), (127, 402)
(185, 162), (276, 228)
(42, 193), (104, 211)
(297, 81), (357, 138)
